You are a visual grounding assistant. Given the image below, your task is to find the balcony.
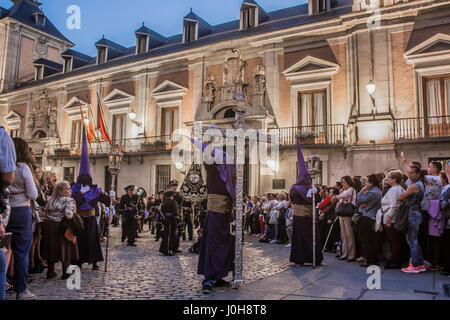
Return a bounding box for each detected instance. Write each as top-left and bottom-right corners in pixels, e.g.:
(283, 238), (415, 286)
(394, 116), (450, 143)
(278, 124), (345, 147)
(48, 135), (173, 158)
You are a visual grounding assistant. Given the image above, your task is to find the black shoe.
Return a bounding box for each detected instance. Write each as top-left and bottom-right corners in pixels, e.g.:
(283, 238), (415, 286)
(47, 272), (57, 279)
(338, 256), (348, 260)
(173, 250), (182, 254)
(127, 243), (137, 247)
(214, 279), (230, 287)
(202, 284), (213, 294)
(92, 263), (100, 271)
(440, 270), (450, 276)
(163, 253), (174, 256)
(347, 258), (356, 262)
(360, 263), (369, 268)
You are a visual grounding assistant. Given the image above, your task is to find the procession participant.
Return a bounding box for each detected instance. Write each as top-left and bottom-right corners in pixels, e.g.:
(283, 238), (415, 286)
(119, 186), (140, 247)
(179, 164), (208, 242)
(159, 191), (178, 256)
(71, 128), (110, 270)
(153, 191), (164, 241)
(190, 138), (235, 293)
(167, 180), (183, 252)
(289, 137), (323, 266)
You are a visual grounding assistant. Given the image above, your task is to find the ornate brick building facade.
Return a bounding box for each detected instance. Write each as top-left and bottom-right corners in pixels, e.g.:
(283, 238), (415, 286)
(0, 0), (449, 195)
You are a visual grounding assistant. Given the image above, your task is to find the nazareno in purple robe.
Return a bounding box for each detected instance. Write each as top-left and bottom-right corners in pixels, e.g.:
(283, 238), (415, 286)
(289, 138), (323, 265)
(193, 138), (235, 281)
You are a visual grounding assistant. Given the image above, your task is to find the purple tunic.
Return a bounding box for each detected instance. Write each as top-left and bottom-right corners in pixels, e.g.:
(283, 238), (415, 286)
(197, 163), (235, 280)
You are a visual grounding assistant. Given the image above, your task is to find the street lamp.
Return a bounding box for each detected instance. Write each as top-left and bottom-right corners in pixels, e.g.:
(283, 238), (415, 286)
(366, 80), (377, 114)
(307, 154), (320, 268)
(105, 146), (123, 272)
(128, 111), (143, 127)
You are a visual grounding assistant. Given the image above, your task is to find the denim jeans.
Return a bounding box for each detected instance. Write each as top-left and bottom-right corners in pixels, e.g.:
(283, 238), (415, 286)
(0, 250), (6, 300)
(407, 209), (424, 267)
(6, 206), (33, 294)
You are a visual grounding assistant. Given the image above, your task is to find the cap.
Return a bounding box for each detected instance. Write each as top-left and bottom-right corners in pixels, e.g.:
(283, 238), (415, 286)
(164, 191), (176, 198)
(168, 180), (178, 187)
(124, 185), (136, 191)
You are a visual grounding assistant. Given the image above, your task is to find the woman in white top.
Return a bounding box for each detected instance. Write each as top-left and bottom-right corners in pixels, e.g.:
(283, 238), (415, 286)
(6, 138), (38, 300)
(334, 176), (357, 261)
(381, 170), (406, 269)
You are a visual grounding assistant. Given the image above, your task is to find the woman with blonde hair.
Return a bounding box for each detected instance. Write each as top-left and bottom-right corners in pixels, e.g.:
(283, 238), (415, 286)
(42, 181), (79, 280)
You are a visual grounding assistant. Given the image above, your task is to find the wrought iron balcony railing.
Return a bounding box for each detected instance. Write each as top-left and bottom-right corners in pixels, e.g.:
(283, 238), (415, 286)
(49, 135), (173, 157)
(394, 116), (450, 142)
(278, 124), (345, 147)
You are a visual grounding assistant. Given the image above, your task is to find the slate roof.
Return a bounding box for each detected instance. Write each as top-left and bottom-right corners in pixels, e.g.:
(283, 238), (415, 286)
(14, 0), (355, 91)
(1, 0), (72, 44)
(33, 58), (63, 77)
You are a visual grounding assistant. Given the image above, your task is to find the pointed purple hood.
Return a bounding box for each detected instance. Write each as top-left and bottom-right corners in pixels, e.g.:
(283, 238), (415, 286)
(289, 137), (312, 204)
(78, 126), (91, 178)
(190, 137), (236, 200)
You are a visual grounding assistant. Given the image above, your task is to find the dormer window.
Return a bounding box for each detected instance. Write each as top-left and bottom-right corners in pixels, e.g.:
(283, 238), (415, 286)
(309, 0), (331, 15)
(136, 34), (148, 54)
(97, 46), (107, 64)
(35, 65), (43, 80)
(63, 57), (72, 73)
(33, 12), (45, 25)
(241, 7), (256, 29)
(184, 21), (197, 43)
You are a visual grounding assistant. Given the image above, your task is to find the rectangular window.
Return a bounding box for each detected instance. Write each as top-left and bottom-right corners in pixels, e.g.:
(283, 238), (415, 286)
(184, 23), (196, 42)
(64, 58), (72, 73)
(71, 119), (83, 148)
(63, 167), (75, 184)
(423, 75), (450, 137)
(155, 165), (171, 193)
(9, 128), (19, 138)
(137, 35), (148, 54)
(112, 113), (127, 146)
(97, 47), (107, 64)
(242, 8), (256, 29)
(297, 90), (326, 132)
(161, 107), (179, 143)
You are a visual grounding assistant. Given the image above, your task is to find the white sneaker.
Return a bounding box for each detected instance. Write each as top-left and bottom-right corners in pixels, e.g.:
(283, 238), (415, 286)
(16, 289), (37, 300)
(285, 243), (291, 248)
(270, 240), (276, 244)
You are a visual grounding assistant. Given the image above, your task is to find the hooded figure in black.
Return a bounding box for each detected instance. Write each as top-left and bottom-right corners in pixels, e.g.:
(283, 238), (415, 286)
(159, 191), (179, 256)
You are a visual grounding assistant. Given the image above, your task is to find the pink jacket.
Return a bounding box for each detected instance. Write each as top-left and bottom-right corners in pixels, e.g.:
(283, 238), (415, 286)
(428, 200), (444, 237)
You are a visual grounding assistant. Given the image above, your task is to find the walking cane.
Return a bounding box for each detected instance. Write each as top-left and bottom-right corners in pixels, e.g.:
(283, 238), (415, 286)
(322, 217), (339, 253)
(312, 190), (316, 269)
(105, 205), (111, 272)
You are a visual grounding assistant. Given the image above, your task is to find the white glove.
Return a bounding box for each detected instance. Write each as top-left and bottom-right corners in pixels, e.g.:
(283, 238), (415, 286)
(306, 187), (318, 198)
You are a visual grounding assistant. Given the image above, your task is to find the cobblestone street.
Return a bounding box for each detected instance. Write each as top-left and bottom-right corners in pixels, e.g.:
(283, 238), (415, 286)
(6, 226), (291, 300)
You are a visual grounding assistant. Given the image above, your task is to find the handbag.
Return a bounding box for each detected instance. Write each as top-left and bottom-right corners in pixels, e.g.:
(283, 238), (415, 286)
(393, 203), (409, 233)
(336, 189), (356, 217)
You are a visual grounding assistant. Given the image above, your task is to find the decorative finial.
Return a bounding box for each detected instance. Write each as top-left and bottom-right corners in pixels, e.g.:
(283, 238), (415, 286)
(190, 7), (192, 13)
(142, 22), (144, 26)
(102, 34), (105, 39)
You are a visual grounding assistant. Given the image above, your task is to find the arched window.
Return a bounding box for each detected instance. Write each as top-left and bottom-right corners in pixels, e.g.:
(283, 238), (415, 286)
(224, 108), (235, 119)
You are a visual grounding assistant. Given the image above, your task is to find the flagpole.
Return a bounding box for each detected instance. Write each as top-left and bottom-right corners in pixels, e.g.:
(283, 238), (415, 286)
(77, 97), (93, 153)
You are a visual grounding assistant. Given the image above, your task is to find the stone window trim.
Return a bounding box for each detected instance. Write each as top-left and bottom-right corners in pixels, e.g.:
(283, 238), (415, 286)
(63, 56), (73, 73)
(97, 46), (108, 64)
(183, 20), (198, 43)
(100, 89), (135, 142)
(63, 97), (89, 146)
(4, 110), (22, 138)
(155, 100), (183, 142)
(240, 4), (258, 30)
(34, 65), (44, 81)
(152, 163), (172, 195)
(404, 33), (450, 118)
(136, 34), (149, 54)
